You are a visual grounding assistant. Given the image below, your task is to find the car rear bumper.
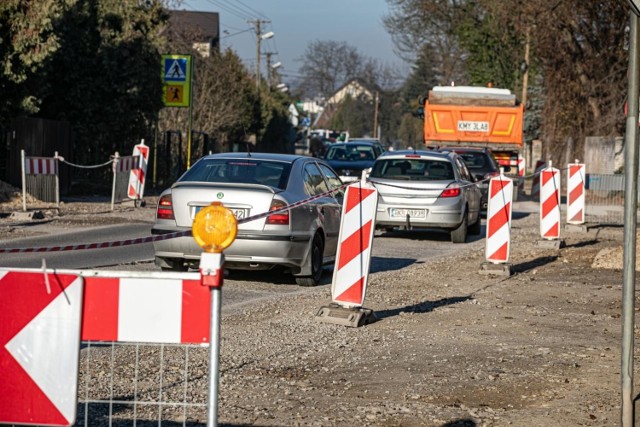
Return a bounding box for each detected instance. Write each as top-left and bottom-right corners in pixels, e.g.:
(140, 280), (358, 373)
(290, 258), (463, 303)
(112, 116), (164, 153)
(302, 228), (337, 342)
(375, 200), (465, 229)
(151, 227), (312, 269)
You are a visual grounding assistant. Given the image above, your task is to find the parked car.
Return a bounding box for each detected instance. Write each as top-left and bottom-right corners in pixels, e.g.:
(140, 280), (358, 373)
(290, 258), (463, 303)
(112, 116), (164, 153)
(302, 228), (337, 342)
(324, 141), (385, 183)
(437, 147), (505, 211)
(152, 152), (344, 286)
(368, 150), (482, 243)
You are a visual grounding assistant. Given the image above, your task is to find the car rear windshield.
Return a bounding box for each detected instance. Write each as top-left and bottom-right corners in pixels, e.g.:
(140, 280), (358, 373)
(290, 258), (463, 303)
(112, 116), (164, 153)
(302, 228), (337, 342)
(456, 152), (498, 172)
(179, 158), (291, 189)
(370, 159), (454, 181)
(325, 145), (376, 161)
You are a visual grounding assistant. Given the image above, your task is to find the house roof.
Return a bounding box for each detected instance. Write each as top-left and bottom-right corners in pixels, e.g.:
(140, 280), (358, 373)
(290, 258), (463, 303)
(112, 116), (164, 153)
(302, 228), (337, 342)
(166, 11), (220, 47)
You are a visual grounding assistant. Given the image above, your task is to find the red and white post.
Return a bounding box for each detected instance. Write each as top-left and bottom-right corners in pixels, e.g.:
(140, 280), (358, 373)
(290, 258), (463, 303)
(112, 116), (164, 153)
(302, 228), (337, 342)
(128, 139), (149, 206)
(316, 181), (378, 327)
(480, 171), (513, 276)
(566, 160), (586, 226)
(538, 161), (564, 248)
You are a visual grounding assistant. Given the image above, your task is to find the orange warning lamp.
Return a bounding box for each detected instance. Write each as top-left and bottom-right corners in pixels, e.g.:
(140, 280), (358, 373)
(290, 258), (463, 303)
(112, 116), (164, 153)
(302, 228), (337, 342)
(192, 202), (237, 253)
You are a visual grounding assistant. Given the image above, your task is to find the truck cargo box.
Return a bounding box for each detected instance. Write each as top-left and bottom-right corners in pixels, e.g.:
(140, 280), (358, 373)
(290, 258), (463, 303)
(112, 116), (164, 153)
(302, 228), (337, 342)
(423, 86), (524, 147)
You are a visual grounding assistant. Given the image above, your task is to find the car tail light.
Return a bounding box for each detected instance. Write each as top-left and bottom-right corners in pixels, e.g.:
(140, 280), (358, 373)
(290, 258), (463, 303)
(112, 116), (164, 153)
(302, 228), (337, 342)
(440, 187), (461, 198)
(405, 154), (421, 158)
(266, 199), (289, 225)
(156, 194), (174, 220)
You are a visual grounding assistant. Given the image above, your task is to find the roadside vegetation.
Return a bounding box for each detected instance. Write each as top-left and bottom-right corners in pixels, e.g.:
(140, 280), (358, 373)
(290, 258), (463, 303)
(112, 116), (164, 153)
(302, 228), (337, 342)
(0, 0), (630, 169)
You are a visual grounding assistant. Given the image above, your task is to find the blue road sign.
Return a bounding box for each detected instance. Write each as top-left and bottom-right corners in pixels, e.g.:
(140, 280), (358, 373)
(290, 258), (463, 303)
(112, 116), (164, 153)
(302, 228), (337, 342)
(164, 58), (187, 82)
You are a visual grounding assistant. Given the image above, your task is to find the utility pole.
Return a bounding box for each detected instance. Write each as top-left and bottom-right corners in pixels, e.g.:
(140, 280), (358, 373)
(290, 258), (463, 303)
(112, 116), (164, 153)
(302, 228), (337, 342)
(265, 51), (277, 88)
(248, 19), (271, 90)
(373, 91), (380, 138)
(521, 26), (531, 108)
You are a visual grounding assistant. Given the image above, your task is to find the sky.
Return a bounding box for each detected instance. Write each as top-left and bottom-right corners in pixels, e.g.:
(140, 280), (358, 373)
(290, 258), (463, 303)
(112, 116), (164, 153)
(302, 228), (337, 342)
(179, 0), (408, 84)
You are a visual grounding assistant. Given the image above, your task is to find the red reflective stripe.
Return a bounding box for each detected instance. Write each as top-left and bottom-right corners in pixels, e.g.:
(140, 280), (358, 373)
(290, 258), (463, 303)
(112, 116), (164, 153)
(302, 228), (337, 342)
(570, 209), (584, 223)
(335, 276), (364, 304)
(337, 220), (372, 270)
(541, 170), (555, 186)
(489, 179), (508, 199)
(488, 242), (508, 262)
(488, 202), (510, 239)
(344, 187), (376, 215)
(544, 223), (559, 238)
(180, 280), (210, 343)
(569, 184), (583, 204)
(81, 277), (119, 341)
(542, 190), (559, 216)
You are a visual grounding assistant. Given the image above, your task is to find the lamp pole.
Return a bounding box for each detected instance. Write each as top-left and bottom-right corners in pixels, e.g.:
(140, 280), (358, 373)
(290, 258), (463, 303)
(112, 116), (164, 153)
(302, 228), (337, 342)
(249, 19), (271, 90)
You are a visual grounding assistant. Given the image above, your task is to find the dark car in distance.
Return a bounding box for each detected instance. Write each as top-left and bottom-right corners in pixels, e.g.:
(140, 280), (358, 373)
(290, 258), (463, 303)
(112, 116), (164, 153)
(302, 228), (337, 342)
(437, 147), (505, 211)
(324, 141), (385, 183)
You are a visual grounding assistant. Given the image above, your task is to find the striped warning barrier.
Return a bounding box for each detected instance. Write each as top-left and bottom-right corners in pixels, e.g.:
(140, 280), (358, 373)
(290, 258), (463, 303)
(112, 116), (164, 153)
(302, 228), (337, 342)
(530, 160), (546, 199)
(24, 157), (58, 175)
(330, 182), (378, 308)
(21, 150), (60, 211)
(114, 155), (139, 173)
(81, 273), (210, 344)
(485, 175), (513, 264)
(128, 140), (149, 201)
(540, 163), (561, 239)
(567, 162), (586, 225)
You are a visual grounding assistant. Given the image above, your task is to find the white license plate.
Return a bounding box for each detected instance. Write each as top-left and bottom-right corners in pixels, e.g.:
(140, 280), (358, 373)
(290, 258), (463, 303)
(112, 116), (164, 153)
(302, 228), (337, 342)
(195, 206), (246, 219)
(458, 121), (489, 132)
(390, 208), (426, 218)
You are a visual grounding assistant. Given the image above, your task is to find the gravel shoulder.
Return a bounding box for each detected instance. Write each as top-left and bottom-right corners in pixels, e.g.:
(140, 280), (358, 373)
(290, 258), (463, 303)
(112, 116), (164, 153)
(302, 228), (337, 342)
(0, 189), (634, 426)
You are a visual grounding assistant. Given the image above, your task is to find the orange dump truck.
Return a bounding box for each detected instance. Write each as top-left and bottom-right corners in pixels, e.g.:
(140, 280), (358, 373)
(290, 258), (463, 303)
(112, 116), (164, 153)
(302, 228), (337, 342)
(423, 86), (524, 171)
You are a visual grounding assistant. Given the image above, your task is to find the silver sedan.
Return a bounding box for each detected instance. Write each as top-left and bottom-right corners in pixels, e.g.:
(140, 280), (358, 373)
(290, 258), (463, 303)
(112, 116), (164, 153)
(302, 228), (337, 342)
(152, 152), (344, 285)
(368, 150), (482, 243)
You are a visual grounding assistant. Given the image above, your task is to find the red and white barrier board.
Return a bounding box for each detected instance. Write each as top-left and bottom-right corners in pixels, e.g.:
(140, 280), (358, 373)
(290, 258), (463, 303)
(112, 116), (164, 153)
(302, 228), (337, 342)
(567, 163), (586, 224)
(25, 157), (58, 175)
(485, 176), (513, 263)
(331, 183), (378, 308)
(114, 155), (139, 173)
(82, 274), (210, 344)
(128, 140), (149, 200)
(0, 271), (83, 426)
(517, 156), (525, 178)
(540, 165), (561, 239)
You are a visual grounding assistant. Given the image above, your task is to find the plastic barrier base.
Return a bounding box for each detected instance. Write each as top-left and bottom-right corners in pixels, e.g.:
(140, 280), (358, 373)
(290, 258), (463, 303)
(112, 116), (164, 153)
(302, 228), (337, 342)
(536, 239), (566, 250)
(315, 304), (376, 328)
(9, 211), (44, 221)
(565, 223), (589, 233)
(479, 262), (513, 277)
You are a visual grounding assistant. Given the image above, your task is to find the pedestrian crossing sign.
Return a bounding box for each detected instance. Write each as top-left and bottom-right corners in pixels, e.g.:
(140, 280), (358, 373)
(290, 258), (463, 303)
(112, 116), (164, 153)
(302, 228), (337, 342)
(161, 54), (192, 107)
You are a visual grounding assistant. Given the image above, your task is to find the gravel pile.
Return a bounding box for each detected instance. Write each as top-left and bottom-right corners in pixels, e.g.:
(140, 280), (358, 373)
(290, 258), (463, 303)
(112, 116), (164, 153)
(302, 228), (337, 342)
(70, 206), (628, 426)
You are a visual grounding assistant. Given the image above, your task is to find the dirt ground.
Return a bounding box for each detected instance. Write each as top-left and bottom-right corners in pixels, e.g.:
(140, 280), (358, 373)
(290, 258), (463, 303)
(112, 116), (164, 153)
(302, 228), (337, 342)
(1, 179), (638, 426)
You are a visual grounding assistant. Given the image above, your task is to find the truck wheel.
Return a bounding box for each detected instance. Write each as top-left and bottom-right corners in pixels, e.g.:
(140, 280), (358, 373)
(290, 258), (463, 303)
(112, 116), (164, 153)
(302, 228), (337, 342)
(451, 212), (468, 243)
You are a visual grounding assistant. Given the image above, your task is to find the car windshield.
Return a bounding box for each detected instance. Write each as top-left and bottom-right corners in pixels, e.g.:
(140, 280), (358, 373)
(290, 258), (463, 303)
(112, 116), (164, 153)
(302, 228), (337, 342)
(456, 152), (497, 172)
(179, 158), (291, 189)
(325, 145), (375, 161)
(370, 159), (454, 181)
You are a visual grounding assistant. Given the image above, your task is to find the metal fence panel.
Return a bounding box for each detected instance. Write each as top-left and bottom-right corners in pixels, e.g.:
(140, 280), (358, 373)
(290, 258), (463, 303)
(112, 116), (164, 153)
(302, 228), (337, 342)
(77, 342), (209, 426)
(585, 174), (628, 225)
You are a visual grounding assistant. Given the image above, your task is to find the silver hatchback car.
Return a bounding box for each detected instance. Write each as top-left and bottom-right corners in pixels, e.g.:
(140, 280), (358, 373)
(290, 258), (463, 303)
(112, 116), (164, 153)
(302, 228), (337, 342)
(152, 152), (344, 285)
(368, 150), (482, 243)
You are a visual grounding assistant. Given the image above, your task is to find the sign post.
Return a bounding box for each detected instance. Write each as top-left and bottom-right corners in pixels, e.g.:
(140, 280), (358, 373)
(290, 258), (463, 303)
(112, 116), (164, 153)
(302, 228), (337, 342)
(161, 54), (194, 169)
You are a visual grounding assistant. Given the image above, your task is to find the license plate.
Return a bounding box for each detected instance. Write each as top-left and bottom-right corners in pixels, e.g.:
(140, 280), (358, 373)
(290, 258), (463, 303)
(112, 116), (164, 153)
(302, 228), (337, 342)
(195, 206), (246, 219)
(390, 208), (426, 218)
(458, 121), (489, 132)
